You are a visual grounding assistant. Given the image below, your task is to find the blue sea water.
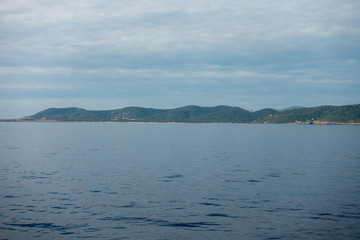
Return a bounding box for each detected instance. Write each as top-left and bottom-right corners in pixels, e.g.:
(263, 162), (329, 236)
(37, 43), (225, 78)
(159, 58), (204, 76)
(0, 122), (359, 239)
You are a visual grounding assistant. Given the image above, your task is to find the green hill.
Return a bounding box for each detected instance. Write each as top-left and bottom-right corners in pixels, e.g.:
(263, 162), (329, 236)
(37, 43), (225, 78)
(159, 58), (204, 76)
(261, 104), (360, 123)
(23, 104), (360, 123)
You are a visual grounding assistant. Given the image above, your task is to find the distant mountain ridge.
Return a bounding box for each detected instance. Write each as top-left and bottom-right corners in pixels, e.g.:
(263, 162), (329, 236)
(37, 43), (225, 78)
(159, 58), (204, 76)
(21, 104), (360, 123)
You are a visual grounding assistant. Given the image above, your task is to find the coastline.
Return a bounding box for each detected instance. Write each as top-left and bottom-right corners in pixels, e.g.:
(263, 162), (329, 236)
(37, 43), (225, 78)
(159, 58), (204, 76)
(0, 119), (359, 125)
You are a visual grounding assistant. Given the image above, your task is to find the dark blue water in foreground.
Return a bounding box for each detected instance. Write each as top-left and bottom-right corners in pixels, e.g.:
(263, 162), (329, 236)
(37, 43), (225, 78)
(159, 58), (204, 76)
(0, 123), (359, 239)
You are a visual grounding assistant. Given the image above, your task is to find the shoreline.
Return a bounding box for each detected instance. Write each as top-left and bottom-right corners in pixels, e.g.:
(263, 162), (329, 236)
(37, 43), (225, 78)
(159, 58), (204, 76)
(0, 119), (359, 125)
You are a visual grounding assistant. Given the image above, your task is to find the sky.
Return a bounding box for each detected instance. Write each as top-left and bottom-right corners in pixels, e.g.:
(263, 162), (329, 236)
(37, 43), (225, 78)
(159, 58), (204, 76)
(0, 0), (359, 118)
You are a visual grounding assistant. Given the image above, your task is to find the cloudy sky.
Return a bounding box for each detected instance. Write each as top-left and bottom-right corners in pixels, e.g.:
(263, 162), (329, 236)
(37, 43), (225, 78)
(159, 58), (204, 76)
(1, 0), (359, 118)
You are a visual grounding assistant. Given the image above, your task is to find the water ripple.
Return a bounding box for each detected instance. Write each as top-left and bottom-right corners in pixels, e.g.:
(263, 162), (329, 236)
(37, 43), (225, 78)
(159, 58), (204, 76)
(98, 216), (219, 228)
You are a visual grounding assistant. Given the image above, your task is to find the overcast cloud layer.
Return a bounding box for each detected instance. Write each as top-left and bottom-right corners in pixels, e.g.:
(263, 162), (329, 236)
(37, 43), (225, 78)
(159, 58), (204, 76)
(1, 0), (359, 118)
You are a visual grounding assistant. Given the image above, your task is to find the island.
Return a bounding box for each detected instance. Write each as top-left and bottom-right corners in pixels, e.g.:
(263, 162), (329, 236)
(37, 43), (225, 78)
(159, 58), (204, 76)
(2, 104), (359, 124)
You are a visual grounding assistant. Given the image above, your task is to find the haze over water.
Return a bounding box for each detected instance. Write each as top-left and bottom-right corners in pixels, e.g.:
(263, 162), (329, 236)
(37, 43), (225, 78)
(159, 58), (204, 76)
(0, 123), (359, 239)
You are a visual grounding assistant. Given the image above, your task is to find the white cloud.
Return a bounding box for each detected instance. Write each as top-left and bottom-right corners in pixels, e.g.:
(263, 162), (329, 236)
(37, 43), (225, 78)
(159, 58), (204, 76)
(0, 0), (359, 118)
(1, 0), (359, 57)
(0, 66), (258, 77)
(0, 65), (358, 91)
(293, 79), (358, 85)
(0, 66), (70, 75)
(0, 83), (76, 90)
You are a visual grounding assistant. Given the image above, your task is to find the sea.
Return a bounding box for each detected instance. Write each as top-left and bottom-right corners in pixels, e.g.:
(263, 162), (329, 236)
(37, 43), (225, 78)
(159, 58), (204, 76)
(0, 122), (359, 240)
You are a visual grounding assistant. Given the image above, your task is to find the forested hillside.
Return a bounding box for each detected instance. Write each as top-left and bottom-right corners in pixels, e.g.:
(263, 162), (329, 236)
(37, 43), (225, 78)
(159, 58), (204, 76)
(21, 104), (360, 123)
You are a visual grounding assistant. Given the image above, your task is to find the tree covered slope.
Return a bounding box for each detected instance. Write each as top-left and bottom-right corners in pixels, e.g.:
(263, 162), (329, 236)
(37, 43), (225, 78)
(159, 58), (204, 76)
(23, 104), (360, 123)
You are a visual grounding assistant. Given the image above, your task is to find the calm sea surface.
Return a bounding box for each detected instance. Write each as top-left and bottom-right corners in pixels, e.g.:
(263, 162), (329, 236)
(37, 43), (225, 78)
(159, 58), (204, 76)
(0, 122), (359, 239)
